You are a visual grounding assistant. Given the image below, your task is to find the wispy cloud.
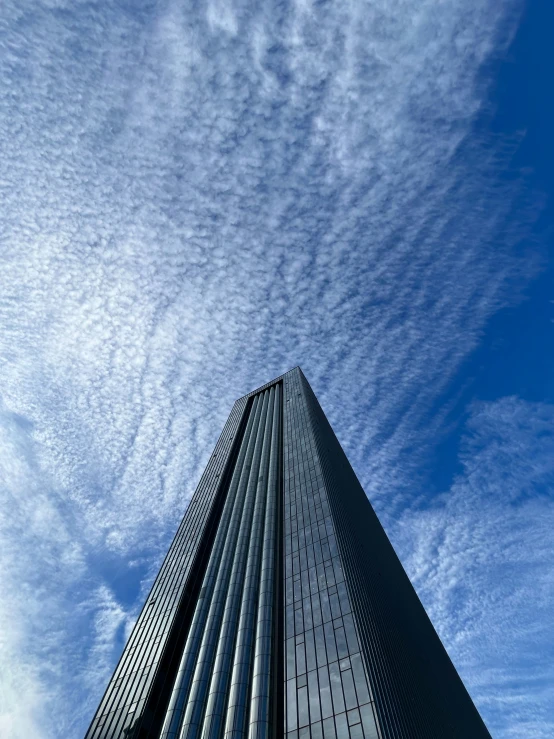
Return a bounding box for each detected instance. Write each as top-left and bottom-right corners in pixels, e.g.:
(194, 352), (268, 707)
(0, 398), (133, 737)
(0, 0), (545, 736)
(396, 397), (554, 738)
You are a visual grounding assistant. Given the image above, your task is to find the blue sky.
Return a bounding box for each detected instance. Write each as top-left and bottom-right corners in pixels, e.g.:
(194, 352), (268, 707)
(0, 1), (552, 737)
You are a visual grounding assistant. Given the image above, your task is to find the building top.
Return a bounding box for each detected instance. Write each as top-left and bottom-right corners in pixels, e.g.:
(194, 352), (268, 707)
(235, 365), (302, 402)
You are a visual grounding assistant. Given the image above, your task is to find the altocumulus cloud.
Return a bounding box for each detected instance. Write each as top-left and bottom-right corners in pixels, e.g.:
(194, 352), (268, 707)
(396, 397), (554, 739)
(0, 0), (548, 737)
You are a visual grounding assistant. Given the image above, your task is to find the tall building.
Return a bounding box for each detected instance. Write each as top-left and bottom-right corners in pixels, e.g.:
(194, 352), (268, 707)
(85, 367), (491, 739)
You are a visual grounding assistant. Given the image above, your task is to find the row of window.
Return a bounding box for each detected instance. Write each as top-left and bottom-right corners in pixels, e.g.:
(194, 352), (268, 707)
(284, 453), (319, 472)
(287, 701), (379, 739)
(287, 572), (346, 613)
(287, 651), (372, 729)
(286, 609), (360, 675)
(286, 494), (330, 526)
(286, 482), (326, 502)
(286, 556), (347, 602)
(283, 378), (379, 739)
(285, 512), (331, 550)
(286, 565), (349, 633)
(88, 399), (249, 737)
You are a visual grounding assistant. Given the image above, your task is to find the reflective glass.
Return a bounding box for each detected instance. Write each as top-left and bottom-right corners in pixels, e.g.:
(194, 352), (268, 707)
(328, 662), (345, 715)
(330, 593), (342, 620)
(342, 614), (359, 654)
(323, 622), (338, 663)
(298, 686), (309, 727)
(308, 669), (321, 723)
(295, 607), (304, 636)
(287, 638), (296, 679)
(287, 678), (297, 731)
(334, 713), (350, 739)
(359, 704), (379, 739)
(350, 654), (371, 705)
(311, 721), (323, 739)
(325, 564), (336, 588)
(334, 627), (349, 659)
(322, 717), (337, 739)
(317, 666), (333, 720)
(314, 626), (327, 668)
(305, 629), (317, 672)
(320, 590), (332, 624)
(296, 642), (306, 676)
(303, 596), (313, 630)
(347, 708), (360, 726)
(312, 593), (323, 628)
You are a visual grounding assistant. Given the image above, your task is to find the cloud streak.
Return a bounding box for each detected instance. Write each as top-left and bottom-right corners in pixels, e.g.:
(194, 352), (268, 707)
(0, 0), (546, 737)
(397, 397), (554, 738)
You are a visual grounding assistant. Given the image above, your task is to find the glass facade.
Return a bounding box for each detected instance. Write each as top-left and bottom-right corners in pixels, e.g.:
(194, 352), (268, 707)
(283, 370), (379, 739)
(84, 368), (491, 739)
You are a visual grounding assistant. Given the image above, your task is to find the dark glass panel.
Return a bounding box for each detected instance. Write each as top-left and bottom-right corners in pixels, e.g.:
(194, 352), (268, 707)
(296, 641), (306, 676)
(323, 622), (338, 664)
(308, 669), (321, 723)
(287, 605), (295, 637)
(287, 678), (298, 732)
(325, 564), (336, 588)
(337, 582), (351, 616)
(334, 713), (350, 739)
(334, 627), (349, 659)
(314, 625), (327, 668)
(359, 704), (379, 739)
(350, 654), (371, 705)
(295, 607), (304, 636)
(330, 593), (342, 620)
(303, 596), (313, 630)
(311, 592), (323, 628)
(317, 666), (333, 720)
(287, 637), (296, 679)
(305, 629), (317, 672)
(311, 720), (324, 739)
(341, 669), (358, 710)
(320, 591), (332, 625)
(328, 661), (345, 714)
(302, 570), (311, 599)
(309, 567), (319, 595)
(298, 686), (310, 728)
(322, 717), (337, 739)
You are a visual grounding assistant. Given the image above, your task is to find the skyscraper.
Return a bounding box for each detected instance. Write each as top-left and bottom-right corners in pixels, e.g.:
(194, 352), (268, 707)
(85, 367), (491, 739)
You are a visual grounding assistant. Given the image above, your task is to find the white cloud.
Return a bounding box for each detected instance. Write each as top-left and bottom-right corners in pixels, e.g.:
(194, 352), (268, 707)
(0, 399), (134, 737)
(0, 0), (544, 736)
(396, 397), (554, 738)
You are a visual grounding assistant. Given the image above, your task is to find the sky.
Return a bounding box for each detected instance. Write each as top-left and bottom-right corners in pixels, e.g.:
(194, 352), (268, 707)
(0, 0), (552, 737)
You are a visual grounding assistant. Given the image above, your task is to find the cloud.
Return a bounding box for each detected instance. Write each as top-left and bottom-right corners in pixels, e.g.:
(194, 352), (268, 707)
(0, 398), (134, 737)
(0, 0), (544, 737)
(395, 397), (554, 738)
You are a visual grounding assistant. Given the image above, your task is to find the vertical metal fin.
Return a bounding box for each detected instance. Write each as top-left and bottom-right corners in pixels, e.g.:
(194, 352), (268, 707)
(159, 384), (282, 739)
